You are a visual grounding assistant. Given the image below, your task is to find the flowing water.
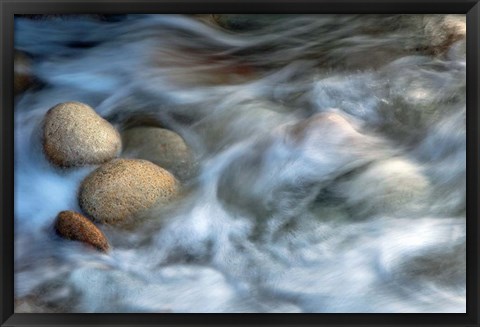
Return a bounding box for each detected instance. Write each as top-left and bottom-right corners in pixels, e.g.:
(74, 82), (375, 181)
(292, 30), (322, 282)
(14, 14), (466, 313)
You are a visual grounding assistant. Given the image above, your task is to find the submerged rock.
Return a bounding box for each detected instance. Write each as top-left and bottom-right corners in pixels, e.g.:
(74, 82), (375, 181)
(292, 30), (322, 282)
(79, 159), (179, 227)
(194, 100), (288, 152)
(122, 127), (195, 181)
(218, 112), (386, 219)
(54, 210), (110, 252)
(336, 157), (430, 216)
(43, 101), (121, 168)
(392, 239), (465, 288)
(211, 14), (293, 31)
(14, 51), (33, 95)
(422, 15), (466, 55)
(15, 297), (57, 313)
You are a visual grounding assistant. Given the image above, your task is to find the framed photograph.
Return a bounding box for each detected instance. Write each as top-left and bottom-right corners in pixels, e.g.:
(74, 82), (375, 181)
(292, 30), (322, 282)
(1, 0), (479, 326)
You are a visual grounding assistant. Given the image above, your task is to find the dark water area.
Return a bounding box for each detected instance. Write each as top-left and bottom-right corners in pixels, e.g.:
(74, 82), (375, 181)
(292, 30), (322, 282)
(14, 14), (466, 313)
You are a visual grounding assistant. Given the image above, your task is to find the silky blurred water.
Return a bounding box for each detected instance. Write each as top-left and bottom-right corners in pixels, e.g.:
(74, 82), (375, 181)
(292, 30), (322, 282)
(14, 14), (466, 313)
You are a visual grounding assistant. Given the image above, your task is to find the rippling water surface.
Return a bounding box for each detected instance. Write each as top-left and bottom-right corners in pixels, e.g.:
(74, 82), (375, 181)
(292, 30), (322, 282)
(14, 14), (466, 313)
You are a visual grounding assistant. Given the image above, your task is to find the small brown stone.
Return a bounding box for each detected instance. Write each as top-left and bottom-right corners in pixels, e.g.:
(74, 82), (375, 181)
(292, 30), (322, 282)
(79, 159), (179, 227)
(43, 101), (122, 168)
(54, 211), (110, 252)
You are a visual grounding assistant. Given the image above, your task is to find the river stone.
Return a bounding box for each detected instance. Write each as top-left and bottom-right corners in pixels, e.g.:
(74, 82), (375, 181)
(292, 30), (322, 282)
(54, 210), (110, 252)
(193, 100), (288, 152)
(340, 157), (430, 216)
(43, 101), (122, 168)
(79, 159), (179, 227)
(122, 127), (194, 181)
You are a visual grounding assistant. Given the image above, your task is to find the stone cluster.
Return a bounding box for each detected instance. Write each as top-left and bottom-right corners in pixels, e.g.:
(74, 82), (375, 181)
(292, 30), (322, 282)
(41, 101), (193, 252)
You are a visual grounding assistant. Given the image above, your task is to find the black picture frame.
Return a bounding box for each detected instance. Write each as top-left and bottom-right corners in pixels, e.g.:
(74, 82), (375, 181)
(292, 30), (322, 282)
(1, 1), (479, 326)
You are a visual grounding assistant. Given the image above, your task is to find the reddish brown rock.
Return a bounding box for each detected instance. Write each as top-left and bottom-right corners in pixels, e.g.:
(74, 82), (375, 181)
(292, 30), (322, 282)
(54, 210), (110, 252)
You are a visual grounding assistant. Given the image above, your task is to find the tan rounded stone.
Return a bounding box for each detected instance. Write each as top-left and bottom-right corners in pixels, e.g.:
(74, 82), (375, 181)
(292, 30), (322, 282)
(54, 210), (110, 252)
(43, 101), (122, 168)
(79, 159), (179, 227)
(122, 127), (194, 181)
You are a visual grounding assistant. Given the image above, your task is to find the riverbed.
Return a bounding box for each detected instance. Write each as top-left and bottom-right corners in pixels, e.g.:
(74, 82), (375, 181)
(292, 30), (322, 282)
(14, 14), (466, 313)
